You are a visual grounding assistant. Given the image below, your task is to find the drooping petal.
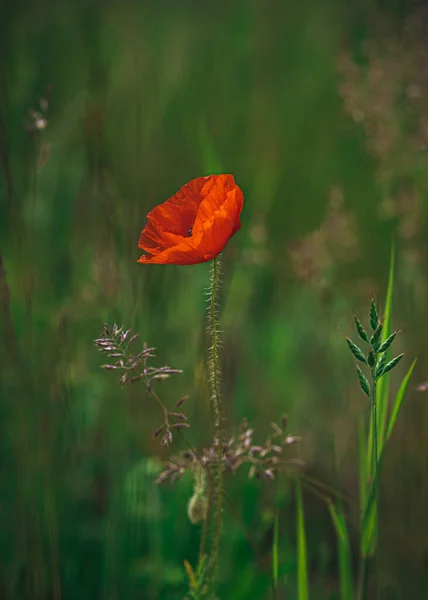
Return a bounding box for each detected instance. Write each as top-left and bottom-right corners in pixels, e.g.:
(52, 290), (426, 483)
(137, 174), (244, 265)
(138, 238), (204, 265)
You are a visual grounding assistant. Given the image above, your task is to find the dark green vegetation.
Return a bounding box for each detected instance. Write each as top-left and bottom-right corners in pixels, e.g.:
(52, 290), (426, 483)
(1, 0), (428, 598)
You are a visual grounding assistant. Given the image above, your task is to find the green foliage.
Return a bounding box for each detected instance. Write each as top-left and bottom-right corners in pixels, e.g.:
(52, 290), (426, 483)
(296, 479), (309, 600)
(327, 501), (353, 600)
(0, 1), (425, 599)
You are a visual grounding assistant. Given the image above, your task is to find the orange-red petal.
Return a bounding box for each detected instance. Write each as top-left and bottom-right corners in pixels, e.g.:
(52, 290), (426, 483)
(137, 174), (244, 265)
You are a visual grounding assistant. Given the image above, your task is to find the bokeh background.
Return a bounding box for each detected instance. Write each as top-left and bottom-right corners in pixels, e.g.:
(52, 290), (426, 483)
(1, 0), (428, 598)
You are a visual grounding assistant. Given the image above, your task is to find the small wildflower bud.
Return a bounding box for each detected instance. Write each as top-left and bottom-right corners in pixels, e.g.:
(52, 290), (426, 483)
(35, 117), (47, 130)
(169, 412), (187, 420)
(285, 435), (301, 444)
(176, 395), (188, 408)
(39, 97), (48, 112)
(128, 334), (139, 346)
(154, 424), (165, 438)
(101, 364), (117, 370)
(240, 418), (248, 433)
(161, 431), (173, 447)
(271, 422), (283, 436)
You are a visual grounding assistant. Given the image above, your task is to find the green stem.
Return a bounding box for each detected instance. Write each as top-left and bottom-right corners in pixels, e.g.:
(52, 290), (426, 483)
(357, 556), (369, 600)
(207, 255), (224, 589)
(371, 368), (380, 600)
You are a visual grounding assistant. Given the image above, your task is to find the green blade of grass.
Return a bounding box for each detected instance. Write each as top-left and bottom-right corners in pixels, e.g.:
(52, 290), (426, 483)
(296, 478), (309, 600)
(363, 243), (395, 557)
(386, 358), (417, 441)
(367, 243), (395, 476)
(272, 511), (279, 590)
(361, 359), (416, 559)
(327, 501), (354, 600)
(376, 243), (395, 453)
(358, 415), (367, 530)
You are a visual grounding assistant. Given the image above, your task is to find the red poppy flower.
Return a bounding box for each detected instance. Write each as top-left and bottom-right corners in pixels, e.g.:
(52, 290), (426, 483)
(137, 174), (244, 265)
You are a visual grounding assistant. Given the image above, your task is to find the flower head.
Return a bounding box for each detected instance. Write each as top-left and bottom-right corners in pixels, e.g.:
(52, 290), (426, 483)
(138, 174), (244, 265)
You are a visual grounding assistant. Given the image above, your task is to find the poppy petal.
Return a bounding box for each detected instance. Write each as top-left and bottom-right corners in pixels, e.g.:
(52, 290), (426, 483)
(137, 174), (244, 265)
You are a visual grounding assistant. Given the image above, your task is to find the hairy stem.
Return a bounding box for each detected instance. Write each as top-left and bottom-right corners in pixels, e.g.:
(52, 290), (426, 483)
(207, 255), (224, 588)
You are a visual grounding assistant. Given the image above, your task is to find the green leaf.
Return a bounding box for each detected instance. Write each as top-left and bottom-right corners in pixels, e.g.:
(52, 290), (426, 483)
(346, 338), (367, 363)
(369, 299), (379, 331)
(360, 475), (378, 557)
(358, 417), (367, 527)
(272, 512), (279, 589)
(382, 354), (404, 375)
(354, 315), (369, 343)
(296, 478), (309, 600)
(356, 366), (370, 398)
(378, 331), (397, 354)
(386, 359), (417, 441)
(327, 502), (354, 600)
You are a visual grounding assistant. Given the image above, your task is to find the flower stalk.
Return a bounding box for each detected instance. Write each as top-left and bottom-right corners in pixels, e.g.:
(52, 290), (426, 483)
(207, 254), (224, 587)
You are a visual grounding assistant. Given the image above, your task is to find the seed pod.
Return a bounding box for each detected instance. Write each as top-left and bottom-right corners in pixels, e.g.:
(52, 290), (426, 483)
(375, 353), (387, 380)
(370, 322), (383, 352)
(187, 492), (207, 524)
(354, 315), (369, 343)
(378, 332), (397, 354)
(356, 366), (370, 398)
(367, 350), (376, 368)
(346, 338), (367, 363)
(369, 299), (379, 331)
(382, 354), (404, 375)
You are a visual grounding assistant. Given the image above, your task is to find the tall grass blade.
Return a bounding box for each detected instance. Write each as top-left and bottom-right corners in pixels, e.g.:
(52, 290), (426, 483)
(358, 416), (367, 528)
(296, 478), (309, 600)
(361, 359), (416, 557)
(386, 358), (417, 441)
(327, 501), (354, 600)
(368, 243), (395, 472)
(272, 511), (279, 590)
(363, 243), (394, 557)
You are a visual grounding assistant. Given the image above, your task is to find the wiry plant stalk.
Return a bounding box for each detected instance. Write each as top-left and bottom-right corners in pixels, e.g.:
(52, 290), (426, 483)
(207, 255), (224, 589)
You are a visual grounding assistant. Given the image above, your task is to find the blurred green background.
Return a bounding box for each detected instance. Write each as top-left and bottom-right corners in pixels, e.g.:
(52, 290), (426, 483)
(1, 0), (428, 598)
